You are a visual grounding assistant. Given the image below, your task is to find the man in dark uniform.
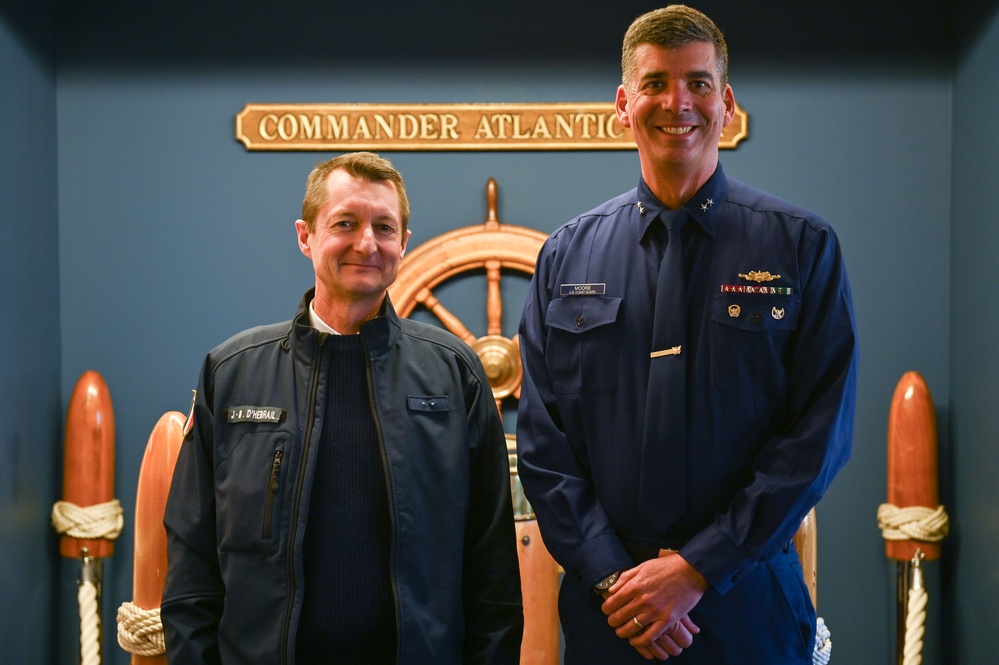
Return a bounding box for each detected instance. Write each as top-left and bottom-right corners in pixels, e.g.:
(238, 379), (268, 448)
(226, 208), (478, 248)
(517, 6), (857, 663)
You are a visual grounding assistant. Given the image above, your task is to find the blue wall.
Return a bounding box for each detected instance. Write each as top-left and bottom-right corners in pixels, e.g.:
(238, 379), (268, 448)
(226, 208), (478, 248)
(0, 2), (61, 663)
(951, 7), (999, 665)
(3, 2), (997, 663)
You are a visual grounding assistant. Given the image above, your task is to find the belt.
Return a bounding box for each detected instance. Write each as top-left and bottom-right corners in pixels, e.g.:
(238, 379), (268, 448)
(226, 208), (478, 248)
(621, 535), (690, 563)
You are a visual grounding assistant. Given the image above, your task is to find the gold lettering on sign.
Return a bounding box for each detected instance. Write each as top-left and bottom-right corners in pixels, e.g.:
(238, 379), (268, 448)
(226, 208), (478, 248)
(236, 103), (748, 151)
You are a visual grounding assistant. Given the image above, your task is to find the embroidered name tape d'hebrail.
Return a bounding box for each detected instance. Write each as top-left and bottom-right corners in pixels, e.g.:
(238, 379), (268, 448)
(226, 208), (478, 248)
(226, 406), (285, 424)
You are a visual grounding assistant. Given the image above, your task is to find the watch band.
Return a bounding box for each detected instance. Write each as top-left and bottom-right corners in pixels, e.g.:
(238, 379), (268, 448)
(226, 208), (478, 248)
(593, 570), (621, 592)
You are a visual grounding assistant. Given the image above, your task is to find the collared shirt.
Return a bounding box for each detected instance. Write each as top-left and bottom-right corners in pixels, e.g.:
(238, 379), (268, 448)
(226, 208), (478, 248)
(516, 165), (858, 593)
(308, 300), (342, 334)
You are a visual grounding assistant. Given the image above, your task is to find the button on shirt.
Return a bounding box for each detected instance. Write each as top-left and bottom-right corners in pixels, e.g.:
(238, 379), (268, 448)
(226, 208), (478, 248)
(516, 165), (858, 593)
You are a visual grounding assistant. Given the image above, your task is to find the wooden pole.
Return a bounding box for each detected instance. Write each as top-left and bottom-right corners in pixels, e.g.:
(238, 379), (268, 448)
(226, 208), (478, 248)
(885, 371), (942, 665)
(886, 371), (940, 562)
(60, 370), (116, 665)
(130, 411), (185, 664)
(61, 370), (116, 559)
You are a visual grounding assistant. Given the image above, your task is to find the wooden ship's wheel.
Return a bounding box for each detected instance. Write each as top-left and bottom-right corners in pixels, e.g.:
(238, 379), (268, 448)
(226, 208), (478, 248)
(390, 177), (548, 414)
(389, 178), (560, 665)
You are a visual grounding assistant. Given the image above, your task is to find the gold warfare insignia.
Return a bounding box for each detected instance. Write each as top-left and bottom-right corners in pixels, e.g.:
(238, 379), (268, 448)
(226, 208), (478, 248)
(738, 271), (781, 283)
(728, 304), (741, 318)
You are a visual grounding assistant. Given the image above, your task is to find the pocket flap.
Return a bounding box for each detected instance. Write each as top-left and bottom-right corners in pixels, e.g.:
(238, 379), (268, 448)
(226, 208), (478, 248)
(546, 296), (622, 334)
(407, 395), (450, 412)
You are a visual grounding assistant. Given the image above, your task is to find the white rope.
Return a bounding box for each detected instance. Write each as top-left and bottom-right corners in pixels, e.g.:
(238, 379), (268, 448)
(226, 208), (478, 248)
(117, 601), (166, 656)
(901, 552), (928, 665)
(51, 499), (124, 540)
(877, 504), (949, 542)
(52, 499), (122, 665)
(79, 580), (102, 665)
(903, 584), (927, 665)
(812, 617), (832, 665)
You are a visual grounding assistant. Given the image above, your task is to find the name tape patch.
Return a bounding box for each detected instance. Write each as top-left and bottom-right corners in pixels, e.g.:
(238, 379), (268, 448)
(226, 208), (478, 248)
(226, 406), (285, 424)
(560, 283), (606, 296)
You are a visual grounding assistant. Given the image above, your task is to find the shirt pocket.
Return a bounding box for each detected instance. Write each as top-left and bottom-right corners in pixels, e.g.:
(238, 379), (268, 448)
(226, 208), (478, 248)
(711, 293), (799, 397)
(544, 296), (622, 393)
(215, 430), (290, 553)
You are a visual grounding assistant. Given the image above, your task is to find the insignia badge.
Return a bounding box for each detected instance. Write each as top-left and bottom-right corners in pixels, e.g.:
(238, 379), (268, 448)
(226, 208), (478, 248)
(701, 198), (714, 211)
(728, 304), (741, 318)
(637, 201), (646, 215)
(738, 271), (782, 283)
(183, 389), (196, 437)
(772, 307), (786, 320)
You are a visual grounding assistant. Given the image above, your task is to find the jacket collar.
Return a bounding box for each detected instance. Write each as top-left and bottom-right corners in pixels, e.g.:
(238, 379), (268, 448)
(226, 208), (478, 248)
(290, 288), (402, 364)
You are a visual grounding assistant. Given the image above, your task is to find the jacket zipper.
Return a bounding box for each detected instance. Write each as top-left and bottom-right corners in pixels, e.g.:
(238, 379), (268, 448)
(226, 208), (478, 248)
(281, 333), (326, 663)
(361, 336), (402, 664)
(262, 449), (283, 540)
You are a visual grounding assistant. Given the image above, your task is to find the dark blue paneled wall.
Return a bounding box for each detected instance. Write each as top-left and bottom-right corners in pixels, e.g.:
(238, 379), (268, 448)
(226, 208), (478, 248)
(0, 2), (61, 663)
(951, 9), (999, 665)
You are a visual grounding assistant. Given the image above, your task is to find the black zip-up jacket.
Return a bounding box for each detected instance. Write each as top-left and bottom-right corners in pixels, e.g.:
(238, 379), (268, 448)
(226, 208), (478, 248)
(162, 290), (523, 663)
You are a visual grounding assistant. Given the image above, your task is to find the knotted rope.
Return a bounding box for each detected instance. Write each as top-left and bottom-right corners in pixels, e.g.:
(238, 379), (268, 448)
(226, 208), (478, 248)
(117, 602), (166, 656)
(812, 617), (832, 665)
(877, 504), (949, 542)
(52, 499), (123, 665)
(51, 499), (124, 540)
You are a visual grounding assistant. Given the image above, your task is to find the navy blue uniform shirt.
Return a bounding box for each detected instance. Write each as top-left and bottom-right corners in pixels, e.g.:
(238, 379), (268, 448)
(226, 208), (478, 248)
(517, 165), (858, 595)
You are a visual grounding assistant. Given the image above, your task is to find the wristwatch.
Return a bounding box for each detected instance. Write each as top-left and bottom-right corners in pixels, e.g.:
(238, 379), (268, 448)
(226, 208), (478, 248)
(593, 570), (621, 593)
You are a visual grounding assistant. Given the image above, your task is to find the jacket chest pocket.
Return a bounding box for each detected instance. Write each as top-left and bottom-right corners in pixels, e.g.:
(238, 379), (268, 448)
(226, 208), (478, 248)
(544, 296), (622, 393)
(711, 293), (799, 398)
(215, 431), (290, 553)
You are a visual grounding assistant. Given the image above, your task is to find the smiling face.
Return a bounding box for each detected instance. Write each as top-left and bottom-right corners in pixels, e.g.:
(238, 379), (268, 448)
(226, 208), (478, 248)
(616, 41), (735, 200)
(296, 168), (410, 324)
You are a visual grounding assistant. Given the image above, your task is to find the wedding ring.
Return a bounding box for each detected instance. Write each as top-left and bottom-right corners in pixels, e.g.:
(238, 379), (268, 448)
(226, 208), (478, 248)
(633, 616), (644, 628)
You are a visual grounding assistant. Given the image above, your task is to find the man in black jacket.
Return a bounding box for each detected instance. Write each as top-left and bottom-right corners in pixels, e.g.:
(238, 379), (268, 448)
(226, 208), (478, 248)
(163, 151), (523, 664)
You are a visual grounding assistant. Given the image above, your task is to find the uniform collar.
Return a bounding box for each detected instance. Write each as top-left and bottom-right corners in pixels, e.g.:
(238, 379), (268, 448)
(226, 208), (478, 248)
(635, 164), (727, 243)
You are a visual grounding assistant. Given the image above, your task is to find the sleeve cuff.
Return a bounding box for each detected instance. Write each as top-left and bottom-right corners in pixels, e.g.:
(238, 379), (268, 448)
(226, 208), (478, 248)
(679, 524), (753, 595)
(565, 530), (634, 590)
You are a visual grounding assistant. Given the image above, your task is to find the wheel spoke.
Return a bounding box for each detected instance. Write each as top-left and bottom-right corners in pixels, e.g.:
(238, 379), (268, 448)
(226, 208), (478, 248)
(417, 288), (477, 344)
(486, 260), (503, 336)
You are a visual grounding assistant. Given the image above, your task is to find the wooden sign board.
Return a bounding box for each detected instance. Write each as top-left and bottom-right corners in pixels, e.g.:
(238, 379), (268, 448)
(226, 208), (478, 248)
(235, 102), (747, 151)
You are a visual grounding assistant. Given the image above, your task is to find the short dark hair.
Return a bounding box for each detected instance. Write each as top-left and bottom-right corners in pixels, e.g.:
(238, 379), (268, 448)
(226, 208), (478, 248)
(622, 5), (729, 88)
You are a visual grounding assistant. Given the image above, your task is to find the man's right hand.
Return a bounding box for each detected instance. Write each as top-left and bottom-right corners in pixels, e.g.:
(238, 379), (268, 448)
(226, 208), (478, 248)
(601, 551), (707, 660)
